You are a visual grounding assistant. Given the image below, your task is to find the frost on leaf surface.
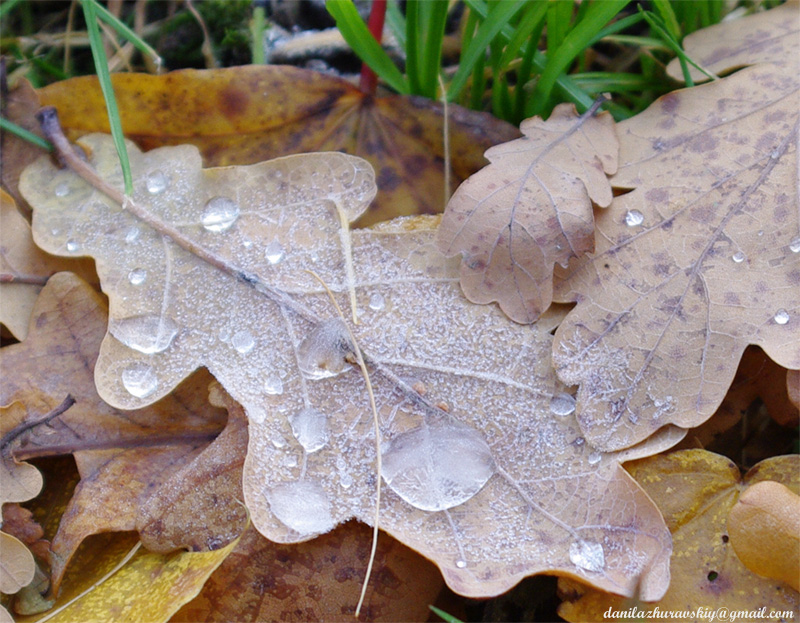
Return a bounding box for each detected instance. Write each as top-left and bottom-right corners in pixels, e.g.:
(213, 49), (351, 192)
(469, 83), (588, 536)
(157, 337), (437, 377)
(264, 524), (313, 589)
(21, 135), (676, 600)
(553, 62), (800, 452)
(437, 103), (618, 324)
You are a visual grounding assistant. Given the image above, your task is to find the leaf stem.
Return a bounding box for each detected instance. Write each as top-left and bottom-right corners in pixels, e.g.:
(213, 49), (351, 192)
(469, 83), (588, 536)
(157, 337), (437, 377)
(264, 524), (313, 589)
(359, 0), (386, 95)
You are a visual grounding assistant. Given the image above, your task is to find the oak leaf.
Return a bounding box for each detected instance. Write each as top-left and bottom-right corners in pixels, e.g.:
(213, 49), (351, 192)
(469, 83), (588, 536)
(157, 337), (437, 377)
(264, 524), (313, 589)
(437, 103), (617, 323)
(557, 450), (800, 621)
(20, 135), (683, 600)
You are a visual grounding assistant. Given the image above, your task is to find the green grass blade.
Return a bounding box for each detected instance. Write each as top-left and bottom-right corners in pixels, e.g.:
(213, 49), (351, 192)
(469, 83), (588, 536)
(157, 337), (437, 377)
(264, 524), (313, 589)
(0, 117), (53, 151)
(651, 0), (682, 40)
(81, 0), (133, 196)
(429, 605), (464, 623)
(405, 0), (423, 94)
(250, 3), (266, 64)
(419, 0), (448, 98)
(326, 0), (408, 94)
(385, 0), (406, 49)
(547, 0), (574, 56)
(92, 0), (162, 68)
(0, 0), (26, 21)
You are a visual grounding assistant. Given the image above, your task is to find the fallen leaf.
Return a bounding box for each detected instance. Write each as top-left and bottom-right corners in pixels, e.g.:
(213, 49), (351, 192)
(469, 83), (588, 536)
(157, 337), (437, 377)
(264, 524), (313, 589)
(36, 65), (521, 227)
(728, 480), (800, 591)
(20, 136), (683, 600)
(437, 102), (618, 323)
(0, 531), (35, 595)
(1, 403), (43, 507)
(552, 61), (800, 452)
(789, 370), (800, 410)
(557, 450), (800, 621)
(171, 522), (443, 623)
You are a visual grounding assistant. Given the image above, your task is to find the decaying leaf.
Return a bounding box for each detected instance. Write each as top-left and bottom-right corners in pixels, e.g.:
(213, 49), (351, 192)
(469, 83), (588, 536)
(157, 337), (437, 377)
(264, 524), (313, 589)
(35, 65), (520, 226)
(0, 531), (35, 595)
(553, 61), (800, 452)
(437, 103), (617, 323)
(20, 135), (685, 600)
(728, 480), (800, 591)
(1, 403), (43, 508)
(558, 450), (800, 621)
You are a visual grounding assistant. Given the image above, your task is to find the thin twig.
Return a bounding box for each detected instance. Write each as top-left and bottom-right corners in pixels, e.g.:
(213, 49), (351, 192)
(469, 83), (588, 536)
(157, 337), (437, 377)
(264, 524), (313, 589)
(0, 273), (51, 285)
(1, 394), (75, 452)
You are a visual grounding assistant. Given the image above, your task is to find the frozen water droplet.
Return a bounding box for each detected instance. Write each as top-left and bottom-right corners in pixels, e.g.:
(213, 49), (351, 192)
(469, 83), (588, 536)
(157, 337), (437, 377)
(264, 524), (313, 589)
(125, 227), (140, 243)
(54, 182), (70, 197)
(731, 251), (745, 263)
(624, 210), (644, 227)
(381, 420), (495, 512)
(569, 539), (605, 573)
(455, 560), (467, 569)
(789, 236), (800, 253)
(242, 238), (253, 249)
(266, 480), (335, 535)
(587, 451), (602, 465)
(264, 375), (284, 395)
(65, 240), (80, 253)
(368, 293), (385, 311)
(550, 392), (576, 417)
(774, 309), (790, 325)
(285, 454), (298, 468)
(288, 407), (329, 453)
(339, 472), (353, 489)
(231, 329), (255, 354)
(122, 362), (158, 398)
(265, 240), (285, 264)
(271, 434), (287, 449)
(146, 170), (168, 194)
(128, 268), (147, 285)
(202, 197), (239, 232)
(297, 319), (353, 380)
(109, 314), (179, 354)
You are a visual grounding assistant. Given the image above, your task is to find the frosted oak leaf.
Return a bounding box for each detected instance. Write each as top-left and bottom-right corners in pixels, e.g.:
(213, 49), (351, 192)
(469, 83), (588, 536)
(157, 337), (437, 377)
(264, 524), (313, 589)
(21, 135), (679, 599)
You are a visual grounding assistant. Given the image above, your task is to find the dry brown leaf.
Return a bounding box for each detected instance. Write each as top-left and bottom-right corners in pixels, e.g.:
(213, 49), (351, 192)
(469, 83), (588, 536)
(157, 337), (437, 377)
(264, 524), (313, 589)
(553, 61), (800, 452)
(20, 136), (683, 600)
(35, 66), (520, 227)
(558, 450), (800, 621)
(171, 522), (443, 623)
(437, 103), (617, 323)
(0, 404), (43, 508)
(0, 531), (35, 595)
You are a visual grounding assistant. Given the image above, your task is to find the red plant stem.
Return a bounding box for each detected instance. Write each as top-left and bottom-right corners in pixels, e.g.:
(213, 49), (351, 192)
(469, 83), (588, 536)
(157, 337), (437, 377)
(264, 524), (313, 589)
(359, 0), (387, 95)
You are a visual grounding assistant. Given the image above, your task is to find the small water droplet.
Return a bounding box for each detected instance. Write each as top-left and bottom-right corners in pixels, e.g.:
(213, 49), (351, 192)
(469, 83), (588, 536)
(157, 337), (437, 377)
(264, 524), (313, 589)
(265, 240), (285, 265)
(285, 454), (298, 468)
(146, 170), (168, 194)
(731, 251), (745, 263)
(109, 314), (179, 354)
(381, 420), (495, 512)
(368, 293), (386, 311)
(218, 326), (231, 342)
(266, 480), (335, 535)
(231, 329), (255, 354)
(202, 196), (239, 232)
(624, 210), (644, 227)
(243, 238), (253, 249)
(574, 436), (585, 447)
(569, 539), (605, 573)
(455, 560), (467, 569)
(122, 362), (158, 398)
(125, 227), (140, 243)
(128, 268), (147, 285)
(264, 375), (284, 395)
(339, 472), (353, 489)
(271, 434), (287, 449)
(789, 236), (800, 253)
(550, 392), (576, 417)
(288, 407), (329, 453)
(297, 319), (353, 380)
(774, 309), (790, 325)
(54, 182), (70, 197)
(65, 240), (81, 253)
(587, 451), (602, 465)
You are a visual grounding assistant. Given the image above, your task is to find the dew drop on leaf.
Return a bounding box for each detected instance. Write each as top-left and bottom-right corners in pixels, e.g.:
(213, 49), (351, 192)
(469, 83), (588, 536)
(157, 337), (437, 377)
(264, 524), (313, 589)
(201, 196), (239, 232)
(774, 309), (790, 325)
(381, 419), (495, 512)
(550, 392), (576, 417)
(368, 293), (386, 311)
(789, 236), (800, 253)
(339, 472), (353, 489)
(145, 170), (168, 194)
(569, 538), (605, 573)
(231, 329), (255, 354)
(125, 227), (140, 243)
(266, 480), (335, 535)
(54, 182), (70, 197)
(297, 319), (353, 380)
(456, 560), (467, 569)
(65, 240), (81, 253)
(128, 268), (147, 285)
(109, 314), (179, 354)
(264, 239), (285, 265)
(288, 407), (329, 453)
(732, 251), (745, 263)
(121, 362), (159, 398)
(587, 451), (602, 465)
(264, 374), (284, 395)
(624, 210), (644, 227)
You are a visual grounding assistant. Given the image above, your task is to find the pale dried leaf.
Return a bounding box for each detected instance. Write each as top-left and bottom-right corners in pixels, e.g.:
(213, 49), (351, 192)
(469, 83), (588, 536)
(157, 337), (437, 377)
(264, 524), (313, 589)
(553, 63), (800, 451)
(0, 403), (43, 506)
(437, 103), (617, 323)
(0, 531), (35, 594)
(20, 136), (675, 600)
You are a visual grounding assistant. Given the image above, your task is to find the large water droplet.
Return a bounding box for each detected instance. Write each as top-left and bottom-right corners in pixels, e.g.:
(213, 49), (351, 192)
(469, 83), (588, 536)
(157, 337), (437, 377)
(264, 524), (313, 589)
(297, 319), (353, 380)
(288, 407), (329, 453)
(202, 196), (239, 232)
(265, 240), (285, 265)
(55, 182), (70, 197)
(789, 236), (800, 253)
(146, 170), (168, 194)
(65, 240), (81, 253)
(381, 419), (495, 512)
(109, 314), (179, 354)
(122, 362), (158, 398)
(731, 251), (745, 263)
(368, 293), (386, 311)
(569, 539), (605, 573)
(128, 268), (147, 285)
(624, 210), (644, 227)
(231, 329), (255, 354)
(266, 480), (335, 535)
(587, 451), (602, 465)
(550, 392), (576, 417)
(264, 375), (284, 395)
(774, 309), (790, 325)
